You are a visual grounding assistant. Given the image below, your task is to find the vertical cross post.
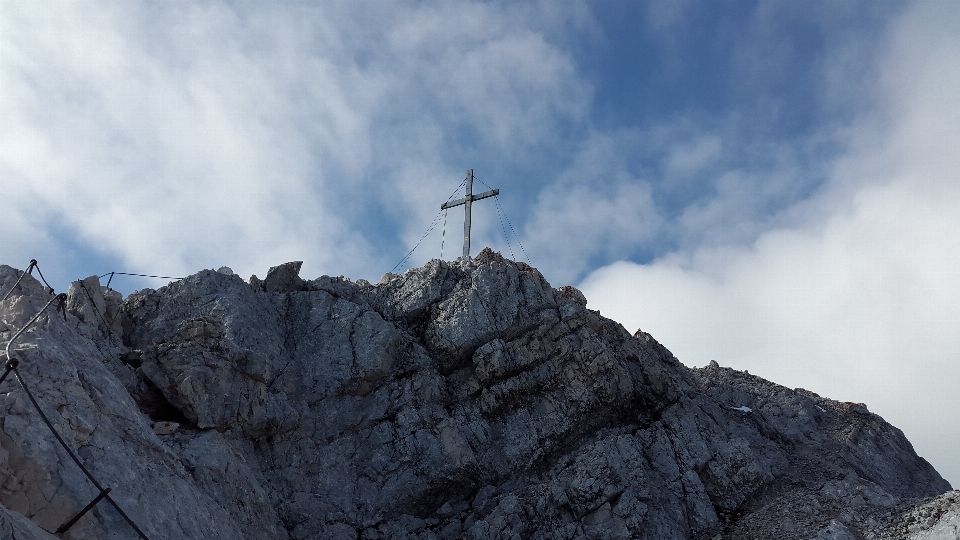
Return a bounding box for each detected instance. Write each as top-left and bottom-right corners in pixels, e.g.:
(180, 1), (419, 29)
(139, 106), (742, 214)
(462, 170), (474, 258)
(441, 169), (499, 258)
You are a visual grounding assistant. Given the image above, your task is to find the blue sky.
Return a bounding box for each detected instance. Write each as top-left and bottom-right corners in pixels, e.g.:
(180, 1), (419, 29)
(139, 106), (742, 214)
(2, 1), (959, 487)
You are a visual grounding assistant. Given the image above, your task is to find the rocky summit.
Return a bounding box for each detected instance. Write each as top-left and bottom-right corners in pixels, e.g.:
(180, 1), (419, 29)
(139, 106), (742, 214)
(0, 250), (955, 540)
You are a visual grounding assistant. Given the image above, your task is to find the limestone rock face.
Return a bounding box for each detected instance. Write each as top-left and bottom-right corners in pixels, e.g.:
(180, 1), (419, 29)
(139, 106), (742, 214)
(0, 253), (954, 539)
(877, 491), (960, 540)
(0, 266), (254, 540)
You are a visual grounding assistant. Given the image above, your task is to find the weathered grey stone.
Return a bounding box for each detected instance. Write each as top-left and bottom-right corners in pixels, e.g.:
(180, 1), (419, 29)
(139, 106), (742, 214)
(875, 491), (960, 540)
(907, 498), (960, 540)
(152, 421), (178, 435)
(169, 431), (289, 540)
(66, 275), (123, 338)
(0, 503), (58, 540)
(263, 261), (305, 293)
(0, 265), (255, 539)
(0, 254), (954, 539)
(810, 520), (857, 540)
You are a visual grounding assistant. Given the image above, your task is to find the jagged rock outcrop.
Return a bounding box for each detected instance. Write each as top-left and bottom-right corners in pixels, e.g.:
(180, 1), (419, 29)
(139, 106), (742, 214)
(0, 252), (954, 539)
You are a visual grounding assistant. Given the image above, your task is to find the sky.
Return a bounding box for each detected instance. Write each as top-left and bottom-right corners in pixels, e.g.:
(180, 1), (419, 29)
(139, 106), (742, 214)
(1, 1), (958, 487)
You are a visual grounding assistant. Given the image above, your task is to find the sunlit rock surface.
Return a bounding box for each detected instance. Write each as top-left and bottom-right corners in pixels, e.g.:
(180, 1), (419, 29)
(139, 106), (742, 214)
(0, 252), (954, 539)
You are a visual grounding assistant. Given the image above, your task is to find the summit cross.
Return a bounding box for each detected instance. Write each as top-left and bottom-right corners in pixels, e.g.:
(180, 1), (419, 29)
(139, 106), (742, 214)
(441, 169), (499, 258)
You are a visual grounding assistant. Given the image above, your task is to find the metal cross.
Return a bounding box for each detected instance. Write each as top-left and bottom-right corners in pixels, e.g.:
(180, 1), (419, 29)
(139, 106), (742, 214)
(441, 169), (499, 258)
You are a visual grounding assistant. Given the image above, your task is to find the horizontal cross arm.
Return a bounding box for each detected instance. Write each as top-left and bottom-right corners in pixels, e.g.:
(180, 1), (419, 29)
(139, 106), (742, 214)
(441, 196), (467, 210)
(471, 188), (499, 202)
(442, 188), (499, 210)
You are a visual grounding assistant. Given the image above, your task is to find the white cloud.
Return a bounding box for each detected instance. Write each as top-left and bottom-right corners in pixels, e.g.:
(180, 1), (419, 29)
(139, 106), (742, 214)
(663, 134), (722, 177)
(1, 1), (376, 282)
(515, 132), (663, 284)
(523, 180), (661, 284)
(0, 1), (593, 286)
(580, 1), (960, 487)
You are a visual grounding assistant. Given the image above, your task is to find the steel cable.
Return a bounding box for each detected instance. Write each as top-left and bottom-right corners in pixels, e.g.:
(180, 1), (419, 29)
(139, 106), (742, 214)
(1, 260), (39, 302)
(77, 281), (118, 341)
(474, 177), (531, 265)
(440, 209), (449, 260)
(1, 295), (151, 539)
(390, 175), (468, 273)
(99, 272), (184, 289)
